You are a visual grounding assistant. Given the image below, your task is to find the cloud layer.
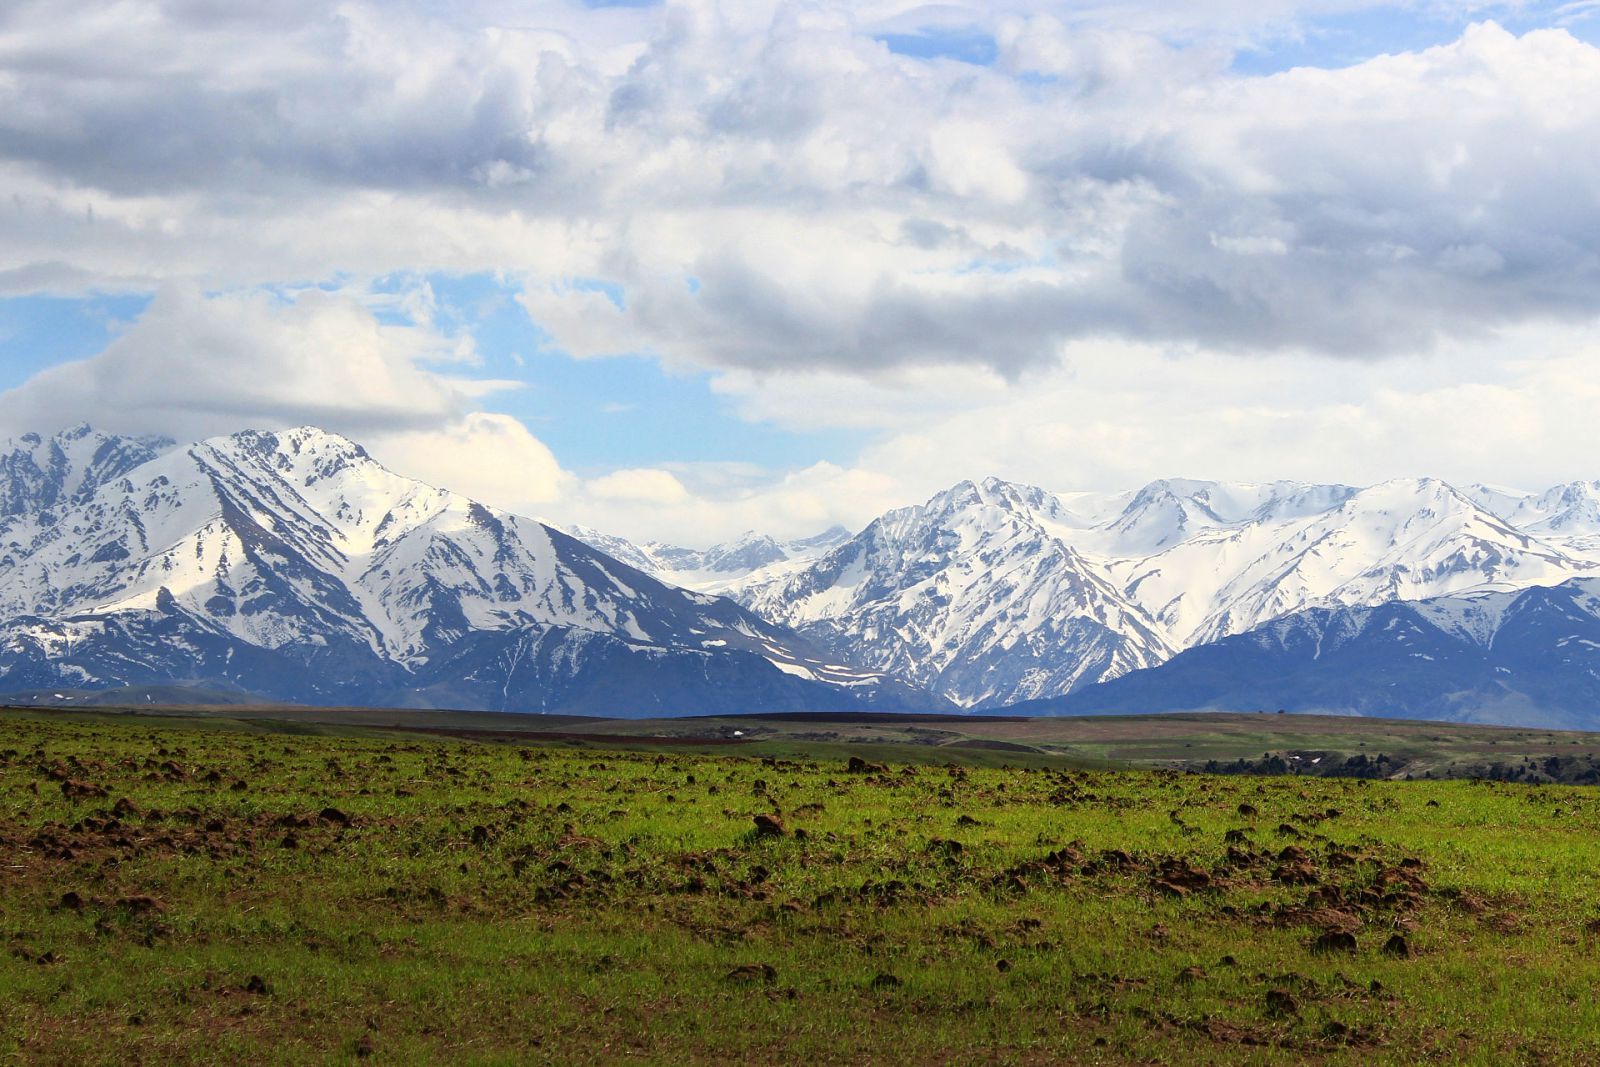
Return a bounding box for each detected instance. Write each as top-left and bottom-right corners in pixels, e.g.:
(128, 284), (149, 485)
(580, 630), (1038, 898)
(5, 3), (1600, 544)
(6, 4), (1600, 372)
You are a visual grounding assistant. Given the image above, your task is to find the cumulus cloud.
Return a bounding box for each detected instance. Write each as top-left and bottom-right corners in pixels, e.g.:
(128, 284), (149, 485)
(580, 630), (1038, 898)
(7, 2), (1600, 546)
(714, 321), (1600, 502)
(588, 468), (692, 505)
(3, 4), (1600, 374)
(366, 411), (572, 513)
(550, 460), (905, 548)
(0, 284), (488, 440)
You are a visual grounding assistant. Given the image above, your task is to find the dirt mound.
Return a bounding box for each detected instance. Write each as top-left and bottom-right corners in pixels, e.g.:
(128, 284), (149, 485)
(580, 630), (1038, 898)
(725, 963), (777, 984)
(1311, 929), (1358, 953)
(1151, 858), (1213, 897)
(1264, 989), (1299, 1018)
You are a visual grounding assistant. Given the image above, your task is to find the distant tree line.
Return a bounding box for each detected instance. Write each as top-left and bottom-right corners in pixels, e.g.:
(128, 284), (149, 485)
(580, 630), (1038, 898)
(1194, 751), (1600, 784)
(1197, 751), (1401, 780)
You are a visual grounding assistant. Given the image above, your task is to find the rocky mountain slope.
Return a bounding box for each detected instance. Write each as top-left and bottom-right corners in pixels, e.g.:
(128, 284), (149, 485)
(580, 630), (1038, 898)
(12, 422), (1600, 723)
(695, 476), (1599, 709)
(738, 479), (1179, 708)
(562, 523), (852, 594)
(0, 424), (172, 518)
(0, 427), (935, 715)
(1024, 578), (1600, 728)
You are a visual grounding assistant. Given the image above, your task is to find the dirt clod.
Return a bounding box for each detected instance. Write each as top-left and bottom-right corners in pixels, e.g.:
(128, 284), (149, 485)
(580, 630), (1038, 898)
(1264, 988), (1299, 1018)
(1152, 857), (1213, 897)
(116, 895), (164, 914)
(1311, 930), (1358, 954)
(725, 963), (777, 984)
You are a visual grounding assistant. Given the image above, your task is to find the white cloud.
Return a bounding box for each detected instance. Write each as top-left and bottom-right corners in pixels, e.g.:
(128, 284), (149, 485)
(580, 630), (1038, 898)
(0, 284), (496, 440)
(5, 6), (1600, 373)
(549, 460), (904, 548)
(6, 3), (1600, 547)
(367, 411), (571, 512)
(713, 320), (1600, 504)
(588, 468), (691, 505)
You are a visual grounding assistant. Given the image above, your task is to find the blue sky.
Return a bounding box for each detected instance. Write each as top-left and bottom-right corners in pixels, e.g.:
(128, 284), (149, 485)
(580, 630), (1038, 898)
(4, 1), (1600, 543)
(391, 274), (869, 477)
(1234, 3), (1600, 74)
(875, 3), (1600, 75)
(0, 277), (866, 478)
(0, 294), (153, 391)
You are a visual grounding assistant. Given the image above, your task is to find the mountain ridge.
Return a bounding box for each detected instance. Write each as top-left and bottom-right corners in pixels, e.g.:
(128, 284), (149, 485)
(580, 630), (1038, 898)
(1020, 577), (1600, 728)
(11, 422), (1600, 724)
(0, 426), (938, 716)
(581, 472), (1600, 710)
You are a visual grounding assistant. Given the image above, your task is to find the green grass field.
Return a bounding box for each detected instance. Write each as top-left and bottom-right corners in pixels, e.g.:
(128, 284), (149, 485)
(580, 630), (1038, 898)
(5, 707), (1600, 1063)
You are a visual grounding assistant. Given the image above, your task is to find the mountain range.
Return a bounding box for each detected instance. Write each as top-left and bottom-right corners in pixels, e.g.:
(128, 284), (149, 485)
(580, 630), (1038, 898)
(1027, 578), (1600, 728)
(7, 423), (1600, 725)
(598, 474), (1600, 716)
(0, 426), (930, 716)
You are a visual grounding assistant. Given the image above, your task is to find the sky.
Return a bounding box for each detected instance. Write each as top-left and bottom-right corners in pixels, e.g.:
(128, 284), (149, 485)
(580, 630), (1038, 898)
(3, 1), (1600, 547)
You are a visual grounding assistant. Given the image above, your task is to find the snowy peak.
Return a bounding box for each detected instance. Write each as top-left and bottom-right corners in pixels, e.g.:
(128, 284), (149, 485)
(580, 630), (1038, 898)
(738, 477), (1177, 708)
(1247, 482), (1360, 523)
(1314, 477), (1576, 589)
(915, 476), (1077, 530)
(215, 426), (374, 482)
(700, 532), (788, 574)
(788, 525), (852, 553)
(559, 524), (693, 575)
(0, 425), (934, 716)
(559, 522), (856, 590)
(1100, 479), (1231, 555)
(0, 424), (173, 518)
(1086, 479), (1358, 557)
(1117, 475), (1595, 649)
(1464, 481), (1600, 549)
(1525, 481), (1600, 535)
(731, 471), (1600, 709)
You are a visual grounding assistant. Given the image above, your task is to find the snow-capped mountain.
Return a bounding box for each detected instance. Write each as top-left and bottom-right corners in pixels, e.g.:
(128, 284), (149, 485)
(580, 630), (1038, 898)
(10, 426), (1600, 724)
(1110, 477), (1592, 648)
(1466, 481), (1600, 558)
(1028, 577), (1600, 728)
(0, 424), (173, 518)
(561, 523), (852, 593)
(723, 475), (1600, 709)
(0, 427), (935, 715)
(738, 479), (1179, 708)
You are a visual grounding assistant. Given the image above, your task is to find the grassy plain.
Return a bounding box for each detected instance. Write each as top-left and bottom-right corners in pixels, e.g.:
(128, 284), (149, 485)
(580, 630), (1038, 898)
(4, 707), (1600, 1063)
